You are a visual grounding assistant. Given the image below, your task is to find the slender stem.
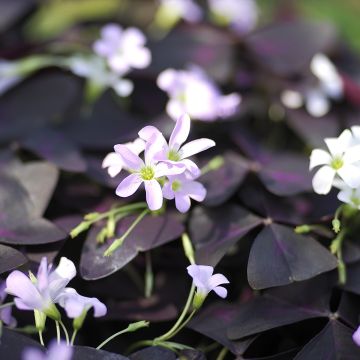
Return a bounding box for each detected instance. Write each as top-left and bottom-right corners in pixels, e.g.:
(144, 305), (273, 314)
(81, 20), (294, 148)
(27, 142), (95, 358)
(97, 328), (131, 350)
(59, 320), (70, 345)
(216, 347), (229, 360)
(94, 202), (148, 222)
(164, 310), (196, 339)
(144, 251), (154, 298)
(38, 331), (45, 346)
(155, 283), (195, 342)
(55, 321), (61, 344)
(70, 329), (78, 346)
(0, 302), (14, 310)
(126, 340), (154, 354)
(104, 209), (149, 256)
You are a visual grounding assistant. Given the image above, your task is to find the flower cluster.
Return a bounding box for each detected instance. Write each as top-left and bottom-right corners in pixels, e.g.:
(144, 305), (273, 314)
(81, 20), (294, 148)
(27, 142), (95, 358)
(67, 24), (151, 98)
(105, 114), (215, 212)
(5, 257), (106, 323)
(157, 65), (241, 122)
(309, 127), (360, 204)
(281, 53), (343, 118)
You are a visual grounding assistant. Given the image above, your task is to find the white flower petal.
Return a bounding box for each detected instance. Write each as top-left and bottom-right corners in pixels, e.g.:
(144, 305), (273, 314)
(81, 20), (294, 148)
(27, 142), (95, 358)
(309, 149), (331, 170)
(144, 179), (163, 211)
(338, 164), (360, 189)
(180, 138), (215, 159)
(169, 113), (191, 150)
(312, 166), (336, 194)
(116, 174), (143, 197)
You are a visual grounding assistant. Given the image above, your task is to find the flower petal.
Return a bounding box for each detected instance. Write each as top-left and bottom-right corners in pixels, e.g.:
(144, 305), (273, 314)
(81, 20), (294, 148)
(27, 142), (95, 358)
(353, 326), (360, 347)
(312, 166), (336, 194)
(162, 182), (175, 200)
(187, 265), (214, 289)
(343, 145), (360, 164)
(157, 69), (177, 91)
(213, 286), (228, 298)
(209, 273), (230, 288)
(36, 257), (49, 292)
(114, 144), (144, 171)
(6, 271), (43, 310)
(155, 161), (186, 177)
(180, 138), (215, 159)
(116, 173), (143, 197)
(182, 180), (206, 202)
(338, 164), (360, 188)
(325, 129), (352, 156)
(47, 341), (73, 360)
(175, 194), (191, 213)
(169, 114), (191, 151)
(309, 149), (331, 170)
(144, 179), (163, 211)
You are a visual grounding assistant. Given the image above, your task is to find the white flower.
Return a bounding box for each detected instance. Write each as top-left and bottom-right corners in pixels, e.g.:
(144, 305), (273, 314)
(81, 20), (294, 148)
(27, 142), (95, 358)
(309, 129), (360, 194)
(337, 185), (360, 209)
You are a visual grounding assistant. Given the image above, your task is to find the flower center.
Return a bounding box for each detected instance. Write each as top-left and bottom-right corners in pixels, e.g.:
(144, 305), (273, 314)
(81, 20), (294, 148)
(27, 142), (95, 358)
(167, 149), (181, 162)
(351, 196), (360, 207)
(171, 180), (181, 192)
(140, 166), (155, 180)
(331, 157), (344, 170)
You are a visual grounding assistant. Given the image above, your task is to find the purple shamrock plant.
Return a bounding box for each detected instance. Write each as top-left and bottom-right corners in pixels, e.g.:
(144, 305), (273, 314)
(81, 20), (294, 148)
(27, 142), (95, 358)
(71, 114), (218, 257)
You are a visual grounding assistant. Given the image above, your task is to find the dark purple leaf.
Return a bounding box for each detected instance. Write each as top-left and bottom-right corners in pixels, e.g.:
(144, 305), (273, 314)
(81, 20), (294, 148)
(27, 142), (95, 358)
(246, 21), (337, 77)
(0, 244), (27, 273)
(189, 303), (255, 354)
(343, 261), (360, 296)
(0, 328), (42, 358)
(73, 346), (129, 360)
(259, 154), (312, 196)
(0, 172), (65, 245)
(63, 93), (144, 150)
(0, 73), (80, 143)
(0, 0), (34, 33)
(286, 109), (340, 148)
(189, 205), (263, 266)
(129, 347), (175, 360)
(80, 213), (184, 280)
(227, 296), (327, 341)
(147, 25), (236, 82)
(21, 128), (87, 172)
(6, 161), (59, 217)
(294, 320), (360, 360)
(200, 152), (249, 206)
(247, 224), (337, 289)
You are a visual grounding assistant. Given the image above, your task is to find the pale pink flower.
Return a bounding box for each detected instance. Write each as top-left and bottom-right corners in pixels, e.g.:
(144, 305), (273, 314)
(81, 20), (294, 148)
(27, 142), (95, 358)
(23, 341), (72, 360)
(157, 65), (241, 122)
(93, 24), (151, 75)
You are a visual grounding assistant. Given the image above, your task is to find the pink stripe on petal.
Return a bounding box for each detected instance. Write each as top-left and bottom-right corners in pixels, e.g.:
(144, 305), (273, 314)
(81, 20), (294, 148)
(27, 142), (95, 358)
(180, 138), (215, 159)
(116, 174), (143, 197)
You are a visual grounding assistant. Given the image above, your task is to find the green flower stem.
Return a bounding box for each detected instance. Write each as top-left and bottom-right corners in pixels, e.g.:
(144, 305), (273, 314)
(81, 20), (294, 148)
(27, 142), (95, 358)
(200, 156), (224, 176)
(70, 329), (78, 346)
(216, 347), (229, 360)
(154, 282), (196, 342)
(330, 229), (347, 284)
(162, 309), (196, 340)
(59, 320), (70, 345)
(0, 302), (14, 310)
(55, 321), (61, 344)
(96, 321), (149, 350)
(104, 209), (149, 256)
(144, 251), (154, 298)
(38, 331), (44, 346)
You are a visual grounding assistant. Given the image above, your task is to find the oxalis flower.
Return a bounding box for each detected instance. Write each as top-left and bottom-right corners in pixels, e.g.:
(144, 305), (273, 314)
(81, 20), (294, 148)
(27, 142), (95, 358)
(5, 257), (76, 320)
(23, 341), (72, 360)
(163, 173), (206, 213)
(309, 129), (360, 195)
(187, 265), (229, 309)
(102, 138), (145, 178)
(139, 113), (215, 177)
(93, 24), (151, 76)
(157, 65), (241, 122)
(115, 136), (184, 211)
